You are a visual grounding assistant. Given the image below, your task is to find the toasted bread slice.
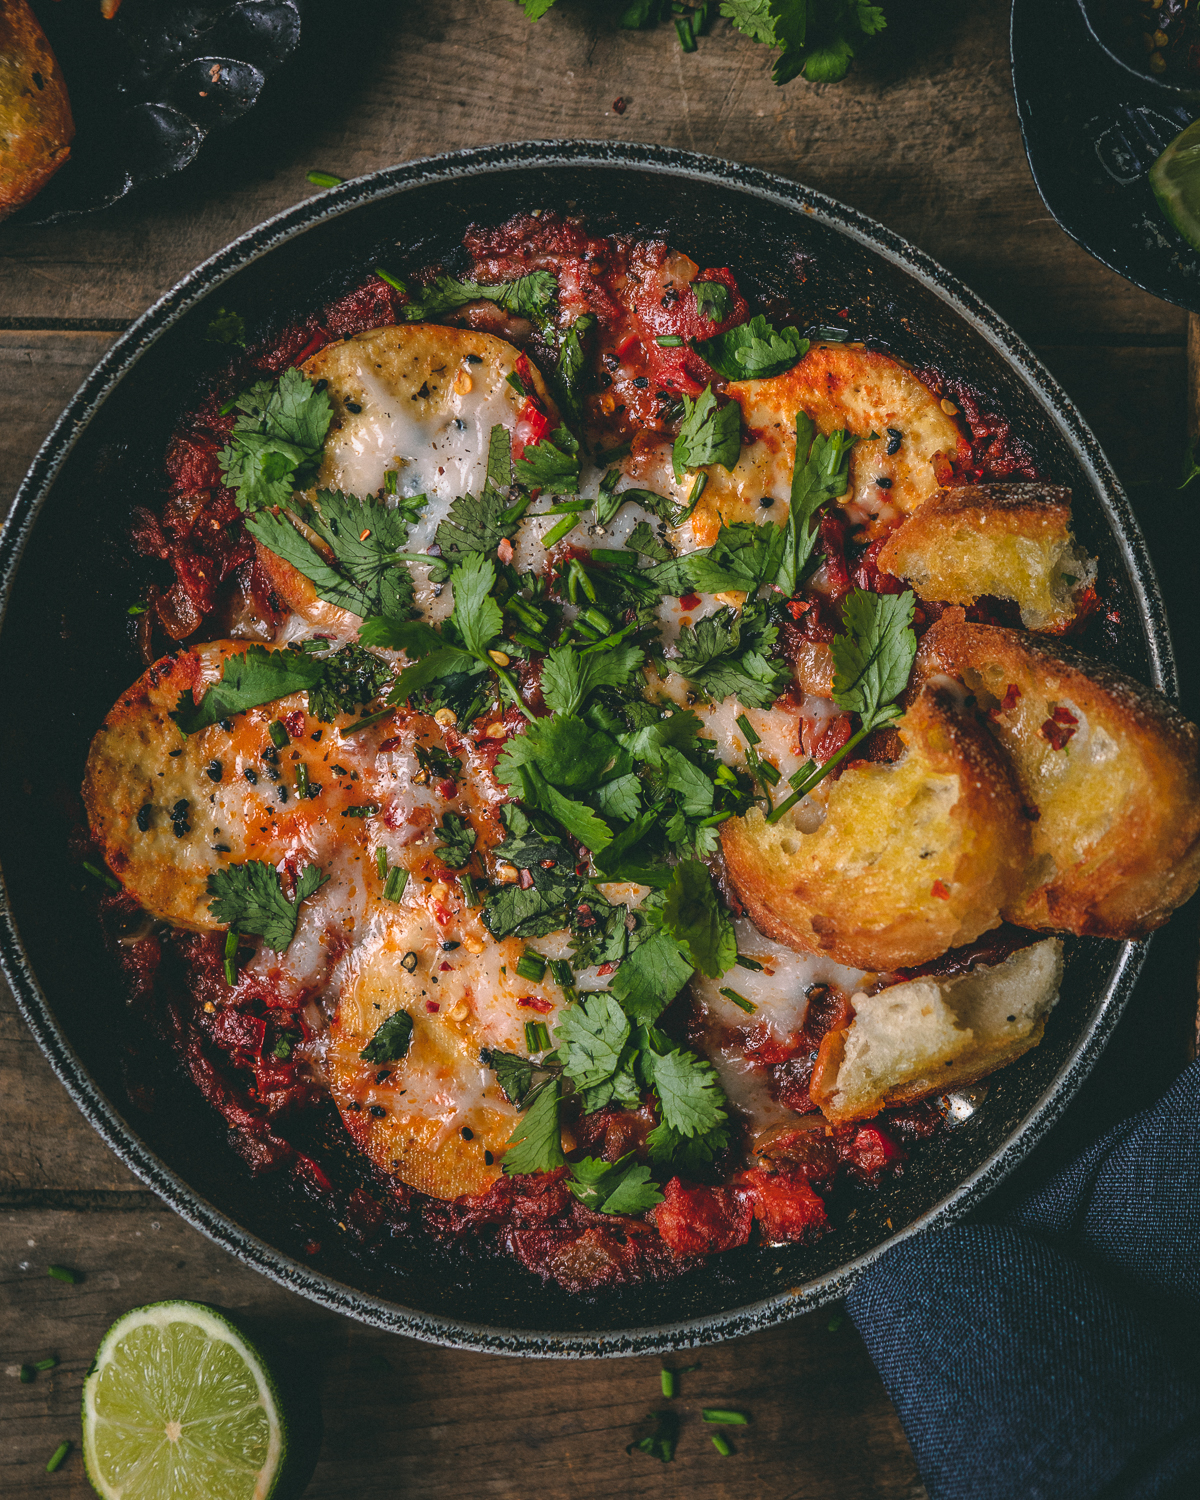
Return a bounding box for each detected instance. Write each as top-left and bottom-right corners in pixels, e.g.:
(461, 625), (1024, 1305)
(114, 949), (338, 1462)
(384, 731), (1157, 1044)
(255, 324), (559, 630)
(721, 683), (1030, 970)
(915, 617), (1200, 936)
(876, 484), (1097, 631)
(809, 937), (1063, 1123)
(0, 1), (73, 220)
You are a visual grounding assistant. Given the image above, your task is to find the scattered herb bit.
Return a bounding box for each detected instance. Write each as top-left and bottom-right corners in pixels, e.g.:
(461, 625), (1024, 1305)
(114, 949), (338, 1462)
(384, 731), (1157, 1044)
(401, 270), (558, 323)
(501, 1079), (566, 1173)
(701, 1409), (749, 1425)
(672, 386), (742, 482)
(81, 861), (121, 893)
(343, 804), (379, 819)
(360, 1010), (414, 1064)
(19, 1364), (34, 1383)
(435, 812), (477, 870)
(170, 646), (326, 736)
(217, 367), (333, 513)
(46, 1266), (78, 1285)
(693, 279), (733, 322)
(514, 426), (581, 493)
(628, 1410), (678, 1463)
(524, 1019), (552, 1052)
(694, 313), (808, 380)
(375, 267), (405, 292)
(828, 1309), (846, 1332)
(711, 1433), (733, 1456)
(268, 719), (289, 749)
(307, 169), (343, 187)
(204, 308), (246, 347)
(660, 1367), (677, 1398)
(45, 1442), (70, 1474)
(553, 313), (596, 430)
(515, 950), (548, 983)
(719, 986), (756, 1013)
(655, 334), (685, 348)
(459, 873), (477, 906)
(566, 1154), (663, 1214)
(223, 928), (239, 987)
(272, 1033), (297, 1061)
(206, 861), (329, 953)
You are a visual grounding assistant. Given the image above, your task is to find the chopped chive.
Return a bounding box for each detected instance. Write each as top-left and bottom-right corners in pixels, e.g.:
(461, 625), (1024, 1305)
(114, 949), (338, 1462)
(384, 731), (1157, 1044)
(339, 707), (394, 736)
(655, 335), (685, 347)
(33, 1356), (59, 1372)
(689, 471), (708, 505)
(295, 762), (310, 799)
(223, 928), (239, 987)
(711, 1433), (733, 1456)
(375, 267), (405, 292)
(735, 954), (764, 971)
(789, 759), (818, 787)
(719, 987), (756, 1014)
(524, 1020), (551, 1052)
(735, 713), (760, 746)
(757, 758), (781, 787)
(505, 370), (529, 397)
(45, 1442), (70, 1473)
(542, 513), (578, 549)
(701, 1410), (748, 1425)
(383, 867), (408, 903)
(459, 873), (477, 906)
(19, 1364), (33, 1383)
(568, 557), (596, 602)
(599, 467), (621, 493)
(343, 804), (379, 818)
(549, 959), (574, 987)
(660, 1367), (676, 1398)
(307, 170), (343, 187)
(674, 13), (696, 49)
(376, 846), (388, 880)
(46, 1266), (77, 1285)
(126, 602), (147, 616)
(827, 1310), (845, 1332)
(545, 498), (590, 514)
(499, 494), (532, 528)
(581, 607), (612, 633)
(385, 469), (398, 495)
(268, 719), (289, 749)
(515, 951), (547, 982)
(81, 861), (121, 893)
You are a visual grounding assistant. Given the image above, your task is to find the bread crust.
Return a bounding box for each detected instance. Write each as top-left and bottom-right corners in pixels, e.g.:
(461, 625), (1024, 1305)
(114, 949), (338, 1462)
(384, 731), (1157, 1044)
(876, 483), (1096, 631)
(0, 0), (73, 219)
(721, 683), (1030, 970)
(915, 616), (1200, 936)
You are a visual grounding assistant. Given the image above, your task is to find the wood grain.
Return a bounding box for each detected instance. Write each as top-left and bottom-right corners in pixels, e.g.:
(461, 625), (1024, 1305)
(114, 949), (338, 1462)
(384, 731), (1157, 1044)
(1, 1207), (924, 1499)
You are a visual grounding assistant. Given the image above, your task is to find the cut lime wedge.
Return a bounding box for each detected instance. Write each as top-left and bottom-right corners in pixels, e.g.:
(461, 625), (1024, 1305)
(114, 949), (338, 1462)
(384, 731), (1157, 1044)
(81, 1301), (289, 1500)
(1150, 117), (1200, 250)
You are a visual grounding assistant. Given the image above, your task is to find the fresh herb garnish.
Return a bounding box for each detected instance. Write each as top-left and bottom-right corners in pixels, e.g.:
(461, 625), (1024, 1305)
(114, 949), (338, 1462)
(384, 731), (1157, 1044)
(628, 1411), (679, 1463)
(672, 605), (789, 708)
(500, 1078), (566, 1173)
(205, 308), (246, 347)
(170, 647), (326, 735)
(217, 368), (333, 513)
(359, 1010), (414, 1064)
(566, 1154), (664, 1214)
(514, 426), (581, 493)
(672, 386), (742, 482)
(401, 271), (558, 323)
(434, 812), (477, 869)
(692, 279), (733, 323)
(206, 861), (329, 953)
(694, 312), (809, 380)
(553, 314), (596, 430)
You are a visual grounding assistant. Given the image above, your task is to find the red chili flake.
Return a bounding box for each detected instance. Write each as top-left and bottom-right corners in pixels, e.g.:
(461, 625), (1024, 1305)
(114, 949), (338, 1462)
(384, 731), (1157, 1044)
(615, 331), (641, 360)
(426, 1001), (440, 1013)
(596, 962), (616, 977)
(1001, 683), (1021, 714)
(679, 591), (702, 611)
(786, 599), (810, 620)
(304, 1240), (321, 1256)
(518, 996), (553, 1013)
(518, 868), (534, 890)
(1040, 716), (1077, 750)
(613, 96), (627, 115)
(1050, 705), (1078, 725)
(931, 880), (951, 900)
(434, 777), (457, 799)
(439, 961), (452, 973)
(360, 529), (371, 541)
(377, 736), (400, 752)
(283, 710), (305, 737)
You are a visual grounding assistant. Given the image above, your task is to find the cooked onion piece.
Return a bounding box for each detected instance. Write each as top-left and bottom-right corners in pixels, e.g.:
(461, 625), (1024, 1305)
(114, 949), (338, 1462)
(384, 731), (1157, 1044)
(876, 483), (1097, 631)
(915, 617), (1200, 936)
(809, 938), (1063, 1124)
(721, 684), (1030, 971)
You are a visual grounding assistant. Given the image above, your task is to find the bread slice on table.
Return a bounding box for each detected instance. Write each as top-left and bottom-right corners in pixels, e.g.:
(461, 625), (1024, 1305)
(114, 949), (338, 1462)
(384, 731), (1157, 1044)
(720, 682), (1031, 971)
(876, 484), (1097, 632)
(809, 937), (1064, 1124)
(0, 0), (74, 220)
(915, 615), (1200, 937)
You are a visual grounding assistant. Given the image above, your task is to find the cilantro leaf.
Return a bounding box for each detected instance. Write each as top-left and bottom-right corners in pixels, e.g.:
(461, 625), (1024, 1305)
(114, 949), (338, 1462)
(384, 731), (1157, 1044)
(692, 279), (733, 323)
(646, 1119), (732, 1175)
(218, 368), (333, 512)
(357, 618), (446, 655)
(553, 314), (595, 431)
(483, 1048), (540, 1106)
(266, 490), (417, 618)
(831, 588), (916, 728)
(593, 773), (642, 822)
(206, 860), (329, 953)
(402, 270), (558, 323)
(555, 994), (639, 1110)
(625, 521), (673, 562)
(435, 812), (476, 869)
(171, 647), (326, 735)
(609, 929), (694, 1025)
(641, 1042), (727, 1138)
(450, 552), (504, 659)
(434, 488), (513, 565)
(486, 421), (513, 495)
(502, 1079), (566, 1174)
(530, 772), (615, 852)
(659, 860), (737, 978)
(567, 1155), (663, 1214)
(483, 834), (581, 937)
(694, 313), (809, 380)
(386, 647), (482, 706)
(774, 412), (858, 595)
(617, 708), (707, 766)
(514, 426), (581, 492)
(648, 519), (784, 597)
(540, 644), (645, 717)
(306, 644), (394, 722)
(359, 1010), (413, 1064)
(672, 386), (742, 482)
(496, 714), (616, 792)
(721, 0), (886, 85)
(672, 607), (788, 709)
(205, 308), (246, 346)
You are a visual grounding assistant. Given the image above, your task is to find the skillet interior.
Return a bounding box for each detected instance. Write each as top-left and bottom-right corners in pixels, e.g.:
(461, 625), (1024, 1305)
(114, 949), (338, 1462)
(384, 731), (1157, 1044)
(0, 143), (1166, 1354)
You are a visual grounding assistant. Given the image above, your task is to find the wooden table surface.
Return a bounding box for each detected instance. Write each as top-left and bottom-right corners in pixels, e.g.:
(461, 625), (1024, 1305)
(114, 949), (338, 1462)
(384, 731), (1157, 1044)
(3, 1), (1199, 1494)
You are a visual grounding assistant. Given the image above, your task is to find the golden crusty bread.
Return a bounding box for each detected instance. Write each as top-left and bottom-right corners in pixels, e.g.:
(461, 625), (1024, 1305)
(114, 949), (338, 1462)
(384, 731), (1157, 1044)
(809, 938), (1063, 1124)
(915, 616), (1200, 936)
(876, 483), (1097, 632)
(720, 683), (1031, 971)
(0, 0), (73, 220)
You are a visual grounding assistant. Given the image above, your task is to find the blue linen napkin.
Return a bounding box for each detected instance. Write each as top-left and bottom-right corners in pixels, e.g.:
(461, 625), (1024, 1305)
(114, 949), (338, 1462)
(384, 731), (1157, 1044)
(847, 934), (1200, 1500)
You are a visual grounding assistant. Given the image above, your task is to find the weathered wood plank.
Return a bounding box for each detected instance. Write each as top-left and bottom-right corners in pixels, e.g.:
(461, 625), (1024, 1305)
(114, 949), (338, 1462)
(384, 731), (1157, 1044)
(0, 1207), (924, 1499)
(0, 332), (116, 505)
(0, 0), (1182, 345)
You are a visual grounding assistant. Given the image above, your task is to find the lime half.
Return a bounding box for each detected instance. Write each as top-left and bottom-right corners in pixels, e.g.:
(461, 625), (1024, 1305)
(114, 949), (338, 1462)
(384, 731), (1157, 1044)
(81, 1301), (288, 1500)
(1150, 117), (1200, 250)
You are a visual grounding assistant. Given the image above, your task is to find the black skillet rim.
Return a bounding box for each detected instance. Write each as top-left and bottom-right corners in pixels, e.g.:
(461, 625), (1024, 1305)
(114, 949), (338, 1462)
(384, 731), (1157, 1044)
(0, 139), (1169, 1357)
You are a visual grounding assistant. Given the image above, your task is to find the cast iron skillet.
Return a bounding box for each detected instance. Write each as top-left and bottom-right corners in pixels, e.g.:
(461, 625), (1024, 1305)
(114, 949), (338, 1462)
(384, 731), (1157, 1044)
(0, 142), (1170, 1357)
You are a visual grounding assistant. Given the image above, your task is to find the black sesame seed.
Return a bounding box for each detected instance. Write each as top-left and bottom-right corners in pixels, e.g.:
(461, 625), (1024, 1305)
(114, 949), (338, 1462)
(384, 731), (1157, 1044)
(632, 376), (649, 389)
(886, 427), (903, 455)
(1006, 1014), (1016, 1023)
(244, 768), (258, 785)
(440, 940), (461, 951)
(136, 804), (152, 832)
(206, 760), (223, 782)
(759, 497), (775, 508)
(461, 1126), (474, 1140)
(369, 1104), (387, 1118)
(265, 768), (280, 782)
(277, 786), (289, 803)
(218, 718), (234, 732)
(484, 1150), (494, 1165)
(877, 476), (893, 489)
(168, 748), (183, 758)
(213, 844), (231, 853)
(345, 400), (363, 413)
(171, 799), (189, 819)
